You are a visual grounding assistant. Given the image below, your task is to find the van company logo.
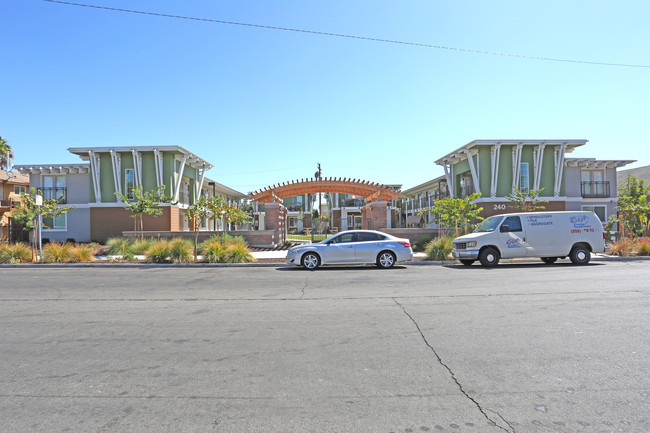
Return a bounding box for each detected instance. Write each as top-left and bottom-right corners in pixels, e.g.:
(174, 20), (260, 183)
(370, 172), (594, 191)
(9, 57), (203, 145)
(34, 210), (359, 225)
(506, 238), (521, 248)
(570, 215), (591, 229)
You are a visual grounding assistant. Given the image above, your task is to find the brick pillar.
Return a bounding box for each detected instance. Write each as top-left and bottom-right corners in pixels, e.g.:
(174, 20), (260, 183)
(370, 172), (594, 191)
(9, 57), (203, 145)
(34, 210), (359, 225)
(264, 202), (287, 245)
(361, 201), (388, 230)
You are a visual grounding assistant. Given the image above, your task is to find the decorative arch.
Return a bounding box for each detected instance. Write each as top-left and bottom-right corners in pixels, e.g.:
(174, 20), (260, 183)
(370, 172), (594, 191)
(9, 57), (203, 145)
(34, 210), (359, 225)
(250, 177), (404, 203)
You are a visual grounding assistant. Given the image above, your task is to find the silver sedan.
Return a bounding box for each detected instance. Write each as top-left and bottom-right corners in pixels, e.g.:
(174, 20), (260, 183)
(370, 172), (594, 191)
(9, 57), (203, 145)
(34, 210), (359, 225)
(286, 230), (413, 270)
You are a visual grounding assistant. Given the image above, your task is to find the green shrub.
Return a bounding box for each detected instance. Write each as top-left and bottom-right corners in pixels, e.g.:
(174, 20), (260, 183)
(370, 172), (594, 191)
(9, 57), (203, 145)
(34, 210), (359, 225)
(200, 238), (227, 263)
(0, 243), (32, 264)
(42, 242), (74, 263)
(131, 238), (155, 255)
(413, 235), (434, 252)
(636, 238), (650, 256)
(144, 240), (171, 263)
(223, 242), (255, 263)
(425, 236), (454, 261)
(168, 238), (193, 263)
(71, 244), (96, 262)
(106, 237), (133, 256)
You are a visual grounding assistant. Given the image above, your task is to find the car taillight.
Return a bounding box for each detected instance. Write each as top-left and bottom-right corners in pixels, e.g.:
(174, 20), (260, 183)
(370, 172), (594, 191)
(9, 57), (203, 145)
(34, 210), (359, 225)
(398, 242), (411, 248)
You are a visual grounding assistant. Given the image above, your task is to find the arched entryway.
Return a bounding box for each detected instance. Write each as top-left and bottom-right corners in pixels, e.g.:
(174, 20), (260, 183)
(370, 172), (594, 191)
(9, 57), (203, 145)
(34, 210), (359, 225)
(250, 178), (404, 242)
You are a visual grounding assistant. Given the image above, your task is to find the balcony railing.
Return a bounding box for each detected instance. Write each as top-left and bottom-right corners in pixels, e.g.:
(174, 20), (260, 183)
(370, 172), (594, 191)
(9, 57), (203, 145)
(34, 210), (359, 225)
(338, 199), (366, 208)
(581, 181), (610, 198)
(39, 187), (67, 204)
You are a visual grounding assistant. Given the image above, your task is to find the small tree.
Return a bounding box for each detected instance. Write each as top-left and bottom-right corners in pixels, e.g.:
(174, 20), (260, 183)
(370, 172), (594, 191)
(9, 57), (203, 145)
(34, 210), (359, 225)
(115, 186), (176, 240)
(187, 197), (212, 260)
(205, 195), (227, 233)
(224, 204), (252, 230)
(617, 176), (650, 238)
(11, 188), (75, 261)
(506, 187), (548, 212)
(419, 193), (483, 237)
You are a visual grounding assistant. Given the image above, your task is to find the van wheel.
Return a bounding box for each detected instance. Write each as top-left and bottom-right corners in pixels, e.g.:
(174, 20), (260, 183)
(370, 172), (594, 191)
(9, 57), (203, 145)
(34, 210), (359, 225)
(541, 257), (558, 265)
(479, 247), (500, 267)
(460, 259), (475, 266)
(569, 245), (591, 265)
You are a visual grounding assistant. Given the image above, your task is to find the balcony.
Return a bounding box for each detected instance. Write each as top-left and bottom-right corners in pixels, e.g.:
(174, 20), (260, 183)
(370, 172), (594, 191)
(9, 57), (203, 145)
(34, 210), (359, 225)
(581, 181), (610, 198)
(39, 187), (67, 204)
(459, 185), (476, 199)
(338, 199), (365, 208)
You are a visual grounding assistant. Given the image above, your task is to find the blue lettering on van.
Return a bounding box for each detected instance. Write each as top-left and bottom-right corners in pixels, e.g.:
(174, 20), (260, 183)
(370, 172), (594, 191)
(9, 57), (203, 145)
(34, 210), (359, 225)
(506, 238), (521, 248)
(570, 215), (592, 229)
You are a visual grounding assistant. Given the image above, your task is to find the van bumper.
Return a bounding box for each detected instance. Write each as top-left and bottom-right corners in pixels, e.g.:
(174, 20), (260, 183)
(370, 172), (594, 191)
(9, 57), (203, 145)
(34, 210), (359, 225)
(453, 250), (480, 260)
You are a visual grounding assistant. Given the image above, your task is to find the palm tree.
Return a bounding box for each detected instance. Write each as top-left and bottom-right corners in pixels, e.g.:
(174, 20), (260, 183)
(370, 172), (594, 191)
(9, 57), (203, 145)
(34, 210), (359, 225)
(0, 136), (13, 170)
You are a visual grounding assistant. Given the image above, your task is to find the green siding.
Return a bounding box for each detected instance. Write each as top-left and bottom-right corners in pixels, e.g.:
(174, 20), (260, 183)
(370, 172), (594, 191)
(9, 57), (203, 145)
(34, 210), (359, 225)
(141, 153), (157, 192)
(478, 147), (491, 196)
(100, 153), (116, 202)
(496, 146), (514, 197)
(540, 148), (556, 196)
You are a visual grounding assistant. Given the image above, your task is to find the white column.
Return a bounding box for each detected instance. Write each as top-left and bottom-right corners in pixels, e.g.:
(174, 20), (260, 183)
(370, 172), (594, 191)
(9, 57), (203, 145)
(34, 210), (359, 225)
(153, 149), (164, 188)
(131, 150), (143, 188)
(554, 143), (568, 197)
(490, 144), (501, 198)
(443, 164), (455, 198)
(465, 150), (481, 195)
(512, 143), (524, 192)
(110, 150), (122, 202)
(195, 166), (207, 201)
(533, 144), (546, 191)
(173, 154), (188, 203)
(88, 151), (102, 203)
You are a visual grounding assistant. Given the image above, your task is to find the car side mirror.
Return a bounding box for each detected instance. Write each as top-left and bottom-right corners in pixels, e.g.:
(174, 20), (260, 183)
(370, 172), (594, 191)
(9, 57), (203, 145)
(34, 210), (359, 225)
(500, 225), (510, 233)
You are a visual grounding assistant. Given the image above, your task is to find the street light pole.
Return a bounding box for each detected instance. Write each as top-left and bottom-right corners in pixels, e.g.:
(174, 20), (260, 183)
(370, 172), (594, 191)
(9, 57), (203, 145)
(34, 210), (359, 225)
(208, 181), (216, 231)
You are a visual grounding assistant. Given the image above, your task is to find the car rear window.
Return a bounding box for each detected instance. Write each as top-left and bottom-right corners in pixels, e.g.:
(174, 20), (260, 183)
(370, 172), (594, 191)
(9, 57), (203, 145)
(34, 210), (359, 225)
(356, 232), (386, 242)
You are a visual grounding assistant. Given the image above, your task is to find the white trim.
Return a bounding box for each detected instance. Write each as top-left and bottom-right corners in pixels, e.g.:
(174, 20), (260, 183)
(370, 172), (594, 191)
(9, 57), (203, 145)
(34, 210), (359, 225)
(110, 150), (122, 202)
(554, 143), (568, 197)
(512, 143), (524, 191)
(153, 149), (164, 188)
(533, 143), (546, 190)
(173, 154), (188, 203)
(443, 165), (454, 198)
(88, 151), (102, 203)
(195, 166), (207, 202)
(490, 145), (501, 198)
(131, 150), (143, 188)
(465, 149), (481, 195)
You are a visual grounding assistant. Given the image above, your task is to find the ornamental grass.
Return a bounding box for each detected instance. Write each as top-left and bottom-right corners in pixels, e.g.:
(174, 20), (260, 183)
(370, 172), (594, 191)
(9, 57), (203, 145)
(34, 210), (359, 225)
(425, 236), (454, 261)
(41, 242), (74, 263)
(0, 243), (32, 264)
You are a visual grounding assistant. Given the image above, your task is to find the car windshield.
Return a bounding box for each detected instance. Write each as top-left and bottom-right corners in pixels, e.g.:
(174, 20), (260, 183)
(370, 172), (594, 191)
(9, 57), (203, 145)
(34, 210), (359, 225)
(473, 216), (503, 233)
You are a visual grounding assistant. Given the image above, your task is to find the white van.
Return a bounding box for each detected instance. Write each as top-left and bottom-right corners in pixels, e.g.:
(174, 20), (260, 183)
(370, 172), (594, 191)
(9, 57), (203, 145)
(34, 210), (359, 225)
(452, 211), (608, 267)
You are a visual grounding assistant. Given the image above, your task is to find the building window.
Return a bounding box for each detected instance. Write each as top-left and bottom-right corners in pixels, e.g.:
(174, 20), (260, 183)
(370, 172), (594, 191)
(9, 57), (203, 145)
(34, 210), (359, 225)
(42, 175), (66, 201)
(14, 185), (27, 195)
(43, 213), (66, 230)
(519, 163), (530, 193)
(582, 205), (606, 222)
(124, 169), (135, 200)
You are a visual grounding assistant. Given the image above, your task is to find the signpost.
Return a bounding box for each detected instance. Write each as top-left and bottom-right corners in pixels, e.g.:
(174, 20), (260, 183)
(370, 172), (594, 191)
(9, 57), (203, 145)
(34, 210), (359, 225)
(35, 194), (43, 260)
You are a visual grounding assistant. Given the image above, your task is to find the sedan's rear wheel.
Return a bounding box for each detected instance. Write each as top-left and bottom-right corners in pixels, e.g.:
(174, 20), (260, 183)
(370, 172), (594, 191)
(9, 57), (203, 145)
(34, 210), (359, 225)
(376, 251), (396, 269)
(301, 253), (320, 270)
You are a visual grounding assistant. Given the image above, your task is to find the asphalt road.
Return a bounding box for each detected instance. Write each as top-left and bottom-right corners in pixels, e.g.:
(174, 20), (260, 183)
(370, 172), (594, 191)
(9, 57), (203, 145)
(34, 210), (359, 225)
(1, 261), (649, 433)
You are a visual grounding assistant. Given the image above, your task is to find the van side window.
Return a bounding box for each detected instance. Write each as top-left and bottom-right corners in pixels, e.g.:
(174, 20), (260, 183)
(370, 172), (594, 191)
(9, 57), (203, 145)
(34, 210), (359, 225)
(501, 216), (522, 232)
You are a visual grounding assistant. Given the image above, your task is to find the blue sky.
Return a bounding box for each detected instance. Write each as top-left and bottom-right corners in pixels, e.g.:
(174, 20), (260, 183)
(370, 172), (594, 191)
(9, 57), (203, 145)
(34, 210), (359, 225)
(2, 0), (648, 193)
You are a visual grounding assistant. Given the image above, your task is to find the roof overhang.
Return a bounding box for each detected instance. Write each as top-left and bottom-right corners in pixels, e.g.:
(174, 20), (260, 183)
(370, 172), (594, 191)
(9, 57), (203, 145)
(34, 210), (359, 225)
(565, 158), (637, 168)
(67, 146), (214, 171)
(435, 139), (588, 166)
(14, 164), (91, 174)
(203, 178), (247, 199)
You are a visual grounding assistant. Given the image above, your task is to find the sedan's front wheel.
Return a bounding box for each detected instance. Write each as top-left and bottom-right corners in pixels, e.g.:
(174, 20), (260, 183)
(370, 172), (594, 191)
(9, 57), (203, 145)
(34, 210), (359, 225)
(377, 251), (396, 269)
(301, 253), (320, 270)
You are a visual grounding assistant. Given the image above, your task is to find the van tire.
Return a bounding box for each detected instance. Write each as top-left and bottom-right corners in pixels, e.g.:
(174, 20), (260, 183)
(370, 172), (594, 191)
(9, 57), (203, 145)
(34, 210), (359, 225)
(479, 247), (500, 267)
(569, 245), (591, 265)
(541, 257), (558, 264)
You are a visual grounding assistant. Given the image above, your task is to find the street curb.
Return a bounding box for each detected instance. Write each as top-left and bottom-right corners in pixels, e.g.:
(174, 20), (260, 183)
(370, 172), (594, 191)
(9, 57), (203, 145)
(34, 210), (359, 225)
(3, 255), (649, 269)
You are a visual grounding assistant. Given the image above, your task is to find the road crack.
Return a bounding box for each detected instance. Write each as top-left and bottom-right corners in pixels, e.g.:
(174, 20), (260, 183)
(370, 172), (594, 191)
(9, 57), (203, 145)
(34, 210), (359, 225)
(393, 298), (515, 433)
(299, 276), (308, 300)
